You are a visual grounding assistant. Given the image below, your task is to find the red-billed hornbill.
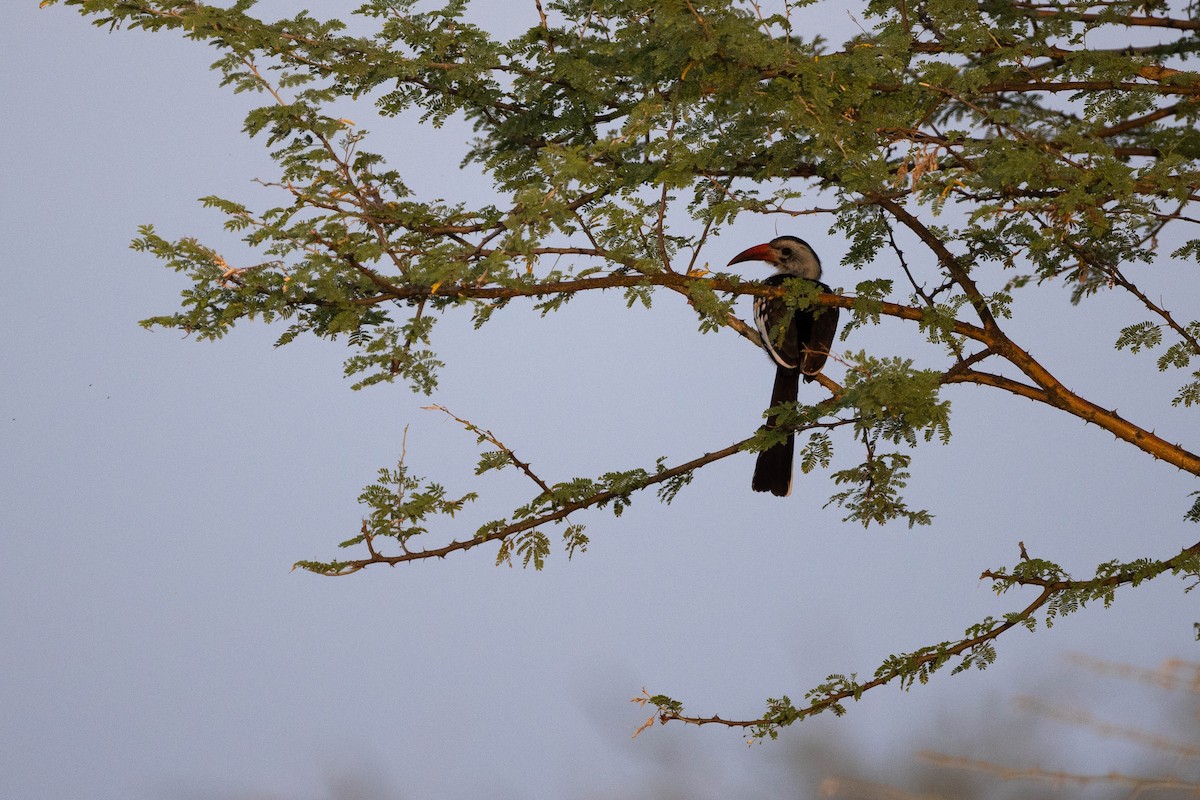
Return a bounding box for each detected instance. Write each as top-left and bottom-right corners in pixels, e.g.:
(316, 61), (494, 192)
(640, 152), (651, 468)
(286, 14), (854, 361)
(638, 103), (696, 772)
(728, 236), (839, 497)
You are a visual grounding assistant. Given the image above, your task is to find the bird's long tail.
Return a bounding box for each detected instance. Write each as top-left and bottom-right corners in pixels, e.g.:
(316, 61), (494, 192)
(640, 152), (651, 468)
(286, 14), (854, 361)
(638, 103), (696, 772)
(752, 366), (800, 497)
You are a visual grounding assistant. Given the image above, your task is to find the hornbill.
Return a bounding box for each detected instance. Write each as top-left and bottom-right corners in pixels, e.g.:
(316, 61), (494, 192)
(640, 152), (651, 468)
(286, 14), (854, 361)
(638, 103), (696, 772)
(728, 236), (839, 497)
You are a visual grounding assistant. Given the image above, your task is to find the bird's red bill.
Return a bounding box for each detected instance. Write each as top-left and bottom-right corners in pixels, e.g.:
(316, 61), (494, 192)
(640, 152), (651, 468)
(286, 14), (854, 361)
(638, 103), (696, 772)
(727, 243), (778, 266)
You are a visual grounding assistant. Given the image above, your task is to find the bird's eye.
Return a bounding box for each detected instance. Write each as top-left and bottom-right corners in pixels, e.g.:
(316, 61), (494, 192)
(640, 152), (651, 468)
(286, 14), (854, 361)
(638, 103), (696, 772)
(780, 247), (793, 257)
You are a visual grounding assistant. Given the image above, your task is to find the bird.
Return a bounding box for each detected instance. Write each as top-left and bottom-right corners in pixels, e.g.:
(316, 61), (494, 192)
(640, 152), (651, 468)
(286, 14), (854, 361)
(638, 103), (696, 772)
(727, 236), (840, 497)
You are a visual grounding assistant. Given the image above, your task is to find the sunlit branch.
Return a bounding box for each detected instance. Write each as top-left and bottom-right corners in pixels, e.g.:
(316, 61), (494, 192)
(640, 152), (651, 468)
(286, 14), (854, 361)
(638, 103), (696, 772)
(942, 368), (1050, 405)
(871, 197), (1200, 476)
(304, 436), (751, 576)
(1009, 5), (1200, 31)
(654, 540), (1200, 733)
(658, 582), (1062, 731)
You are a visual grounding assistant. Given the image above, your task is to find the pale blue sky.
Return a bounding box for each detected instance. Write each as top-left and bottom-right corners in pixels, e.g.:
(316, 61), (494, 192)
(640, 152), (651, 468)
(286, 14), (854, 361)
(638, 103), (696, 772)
(3, 2), (1198, 798)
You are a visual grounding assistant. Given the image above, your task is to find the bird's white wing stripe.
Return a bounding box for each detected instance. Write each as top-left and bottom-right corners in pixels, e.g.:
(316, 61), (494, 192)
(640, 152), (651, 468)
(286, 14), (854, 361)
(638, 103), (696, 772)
(753, 296), (798, 369)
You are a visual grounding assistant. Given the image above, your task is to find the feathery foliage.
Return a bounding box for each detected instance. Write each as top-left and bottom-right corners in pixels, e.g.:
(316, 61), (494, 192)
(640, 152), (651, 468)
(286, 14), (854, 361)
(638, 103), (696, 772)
(51, 0), (1200, 737)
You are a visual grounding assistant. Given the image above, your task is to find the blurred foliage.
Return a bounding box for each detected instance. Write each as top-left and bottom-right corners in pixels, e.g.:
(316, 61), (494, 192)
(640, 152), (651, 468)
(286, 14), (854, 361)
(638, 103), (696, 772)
(184, 654), (1200, 798)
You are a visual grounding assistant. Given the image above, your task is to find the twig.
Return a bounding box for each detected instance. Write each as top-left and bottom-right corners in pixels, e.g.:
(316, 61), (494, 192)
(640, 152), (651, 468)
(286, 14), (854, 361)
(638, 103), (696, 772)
(424, 404), (557, 497)
(654, 540), (1200, 732)
(310, 436), (753, 575)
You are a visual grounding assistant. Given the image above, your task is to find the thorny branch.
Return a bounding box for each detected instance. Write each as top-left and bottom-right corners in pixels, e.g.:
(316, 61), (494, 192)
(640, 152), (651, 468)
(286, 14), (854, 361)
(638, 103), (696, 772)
(309, 405), (861, 575)
(304, 436), (750, 575)
(650, 540), (1200, 732)
(206, 251), (1200, 478)
(425, 404), (557, 497)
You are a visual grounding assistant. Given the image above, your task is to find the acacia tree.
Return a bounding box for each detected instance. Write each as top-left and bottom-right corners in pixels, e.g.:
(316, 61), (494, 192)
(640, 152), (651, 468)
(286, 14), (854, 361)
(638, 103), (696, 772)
(53, 0), (1200, 738)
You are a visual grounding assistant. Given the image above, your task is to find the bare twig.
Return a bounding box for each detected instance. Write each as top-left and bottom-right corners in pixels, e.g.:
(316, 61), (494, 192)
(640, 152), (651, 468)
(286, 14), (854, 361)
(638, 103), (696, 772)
(424, 404), (557, 497)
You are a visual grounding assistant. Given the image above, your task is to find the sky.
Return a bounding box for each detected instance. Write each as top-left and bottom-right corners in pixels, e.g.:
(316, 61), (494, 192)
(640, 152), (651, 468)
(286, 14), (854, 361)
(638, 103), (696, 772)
(3, 2), (1199, 799)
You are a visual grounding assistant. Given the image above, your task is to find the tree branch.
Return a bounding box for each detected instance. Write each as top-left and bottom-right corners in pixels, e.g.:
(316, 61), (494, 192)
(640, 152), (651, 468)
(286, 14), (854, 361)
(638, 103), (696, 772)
(653, 540), (1200, 734)
(300, 436), (751, 575)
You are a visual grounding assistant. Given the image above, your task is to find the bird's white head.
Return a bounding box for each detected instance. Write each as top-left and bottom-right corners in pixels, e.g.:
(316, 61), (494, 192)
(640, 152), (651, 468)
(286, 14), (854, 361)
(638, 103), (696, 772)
(727, 236), (822, 280)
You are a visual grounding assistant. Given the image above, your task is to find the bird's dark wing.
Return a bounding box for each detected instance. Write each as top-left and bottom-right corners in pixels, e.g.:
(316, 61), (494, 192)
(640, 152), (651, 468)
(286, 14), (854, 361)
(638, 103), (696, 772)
(799, 281), (839, 382)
